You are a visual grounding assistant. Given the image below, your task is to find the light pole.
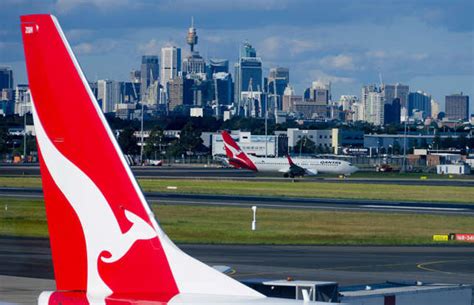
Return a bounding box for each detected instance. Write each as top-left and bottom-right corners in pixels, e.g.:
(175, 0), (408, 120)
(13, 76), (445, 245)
(251, 206), (257, 231)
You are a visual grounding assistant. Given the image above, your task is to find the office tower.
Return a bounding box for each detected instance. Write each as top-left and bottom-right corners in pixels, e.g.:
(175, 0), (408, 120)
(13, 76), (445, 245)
(168, 77), (193, 111)
(234, 41), (262, 111)
(14, 84), (31, 115)
(209, 59), (229, 74)
(362, 85), (384, 126)
(339, 95), (358, 111)
(431, 99), (440, 119)
(268, 67), (289, 110)
(384, 98), (401, 124)
(382, 83), (409, 108)
(0, 67), (14, 91)
(160, 46), (181, 90)
(213, 72), (232, 105)
(97, 80), (123, 113)
(308, 81), (330, 103)
(408, 91), (431, 119)
(140, 55), (159, 102)
(130, 69), (141, 83)
(445, 93), (469, 121)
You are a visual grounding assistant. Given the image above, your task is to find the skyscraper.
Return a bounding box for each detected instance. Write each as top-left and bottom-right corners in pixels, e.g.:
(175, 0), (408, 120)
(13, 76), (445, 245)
(268, 67), (289, 110)
(234, 42), (262, 112)
(98, 80), (123, 113)
(445, 93), (469, 121)
(160, 46), (181, 90)
(140, 55), (159, 102)
(382, 83), (409, 108)
(213, 72), (233, 105)
(408, 91), (431, 119)
(208, 59), (229, 74)
(362, 85), (384, 126)
(0, 67), (13, 91)
(384, 98), (401, 125)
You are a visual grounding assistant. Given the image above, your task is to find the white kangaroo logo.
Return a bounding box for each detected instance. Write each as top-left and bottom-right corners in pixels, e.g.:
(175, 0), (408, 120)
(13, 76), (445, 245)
(32, 103), (157, 304)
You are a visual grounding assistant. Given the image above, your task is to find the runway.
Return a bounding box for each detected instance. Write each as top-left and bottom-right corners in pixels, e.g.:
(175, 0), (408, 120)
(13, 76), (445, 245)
(1, 186), (473, 215)
(1, 236), (473, 304)
(1, 164), (474, 187)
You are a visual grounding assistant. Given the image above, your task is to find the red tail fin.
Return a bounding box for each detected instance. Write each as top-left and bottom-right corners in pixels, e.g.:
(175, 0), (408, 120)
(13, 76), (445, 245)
(22, 14), (260, 303)
(221, 131), (258, 171)
(287, 155), (295, 166)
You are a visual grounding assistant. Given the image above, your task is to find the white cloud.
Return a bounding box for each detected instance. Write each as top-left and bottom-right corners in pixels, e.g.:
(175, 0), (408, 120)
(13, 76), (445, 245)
(73, 40), (117, 55)
(55, 0), (131, 13)
(320, 54), (355, 70)
(308, 69), (355, 84)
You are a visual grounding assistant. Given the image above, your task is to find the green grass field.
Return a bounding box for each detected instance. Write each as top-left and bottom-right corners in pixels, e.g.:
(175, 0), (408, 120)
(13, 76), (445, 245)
(1, 198), (473, 245)
(0, 176), (473, 204)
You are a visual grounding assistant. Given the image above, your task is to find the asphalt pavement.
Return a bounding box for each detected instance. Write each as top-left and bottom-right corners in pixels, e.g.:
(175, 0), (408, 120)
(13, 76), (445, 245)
(1, 164), (474, 186)
(0, 186), (473, 216)
(0, 236), (473, 304)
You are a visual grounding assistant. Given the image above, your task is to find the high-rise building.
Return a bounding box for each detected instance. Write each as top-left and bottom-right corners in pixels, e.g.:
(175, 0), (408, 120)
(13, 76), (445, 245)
(431, 99), (440, 119)
(160, 46), (182, 91)
(382, 83), (409, 108)
(445, 93), (469, 121)
(408, 91), (431, 119)
(130, 69), (141, 83)
(168, 77), (193, 111)
(362, 85), (384, 126)
(97, 80), (123, 113)
(234, 42), (262, 112)
(0, 67), (14, 91)
(140, 55), (159, 102)
(268, 67), (289, 111)
(384, 98), (401, 125)
(14, 84), (31, 115)
(308, 81), (330, 104)
(208, 59), (229, 74)
(213, 72), (232, 105)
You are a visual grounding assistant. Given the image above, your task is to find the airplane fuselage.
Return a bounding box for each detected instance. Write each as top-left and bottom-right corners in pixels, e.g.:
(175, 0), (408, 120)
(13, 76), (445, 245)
(248, 156), (358, 175)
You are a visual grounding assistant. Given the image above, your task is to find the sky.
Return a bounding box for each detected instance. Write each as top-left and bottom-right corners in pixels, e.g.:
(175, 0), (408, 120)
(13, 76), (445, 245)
(1, 0), (473, 111)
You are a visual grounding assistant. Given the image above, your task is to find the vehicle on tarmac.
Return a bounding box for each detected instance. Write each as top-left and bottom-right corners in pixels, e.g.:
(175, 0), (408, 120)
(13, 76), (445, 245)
(221, 131), (358, 177)
(21, 14), (345, 305)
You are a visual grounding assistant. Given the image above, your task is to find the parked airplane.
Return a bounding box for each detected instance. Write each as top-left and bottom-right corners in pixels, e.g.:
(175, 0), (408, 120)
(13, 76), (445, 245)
(221, 131), (358, 177)
(21, 14), (343, 305)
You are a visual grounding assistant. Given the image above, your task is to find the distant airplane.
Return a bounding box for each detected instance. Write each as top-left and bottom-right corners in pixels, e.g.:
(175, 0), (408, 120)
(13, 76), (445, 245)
(21, 14), (341, 305)
(221, 131), (358, 177)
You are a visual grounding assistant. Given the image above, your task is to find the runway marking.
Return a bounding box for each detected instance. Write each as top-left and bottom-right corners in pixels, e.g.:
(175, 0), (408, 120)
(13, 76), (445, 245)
(416, 259), (473, 275)
(362, 205), (467, 211)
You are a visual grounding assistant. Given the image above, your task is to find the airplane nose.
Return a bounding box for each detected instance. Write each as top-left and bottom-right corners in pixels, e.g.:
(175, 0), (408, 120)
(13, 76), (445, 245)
(351, 166), (359, 173)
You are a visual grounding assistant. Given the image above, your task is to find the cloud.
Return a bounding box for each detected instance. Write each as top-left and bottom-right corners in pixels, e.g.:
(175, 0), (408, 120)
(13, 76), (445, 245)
(55, 0), (132, 13)
(320, 54), (355, 70)
(308, 69), (355, 84)
(73, 40), (118, 55)
(137, 39), (160, 55)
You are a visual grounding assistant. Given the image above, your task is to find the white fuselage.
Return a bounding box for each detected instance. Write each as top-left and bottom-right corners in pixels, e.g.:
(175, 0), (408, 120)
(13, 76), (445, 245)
(248, 156), (358, 175)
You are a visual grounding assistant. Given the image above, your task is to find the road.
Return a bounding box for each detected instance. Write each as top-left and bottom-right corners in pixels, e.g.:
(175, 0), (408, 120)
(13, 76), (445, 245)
(1, 187), (473, 215)
(0, 236), (473, 304)
(1, 164), (474, 186)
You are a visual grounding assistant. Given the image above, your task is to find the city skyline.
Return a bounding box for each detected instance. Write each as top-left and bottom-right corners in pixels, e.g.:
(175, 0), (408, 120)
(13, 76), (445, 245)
(0, 0), (473, 109)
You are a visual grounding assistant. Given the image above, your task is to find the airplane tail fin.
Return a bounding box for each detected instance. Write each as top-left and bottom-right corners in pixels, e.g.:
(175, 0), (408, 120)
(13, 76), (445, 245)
(21, 14), (260, 302)
(221, 131), (258, 171)
(286, 155), (295, 166)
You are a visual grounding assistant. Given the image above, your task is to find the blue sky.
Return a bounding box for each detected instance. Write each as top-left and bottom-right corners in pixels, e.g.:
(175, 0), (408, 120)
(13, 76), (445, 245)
(1, 0), (473, 110)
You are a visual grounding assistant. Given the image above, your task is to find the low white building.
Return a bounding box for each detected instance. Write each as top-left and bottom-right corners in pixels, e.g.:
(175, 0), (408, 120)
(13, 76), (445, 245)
(212, 131), (276, 157)
(436, 164), (471, 175)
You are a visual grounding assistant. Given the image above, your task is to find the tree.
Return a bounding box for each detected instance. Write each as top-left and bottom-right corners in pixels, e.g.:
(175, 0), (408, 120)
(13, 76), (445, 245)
(118, 127), (139, 155)
(144, 125), (164, 159)
(179, 122), (203, 154)
(295, 136), (316, 155)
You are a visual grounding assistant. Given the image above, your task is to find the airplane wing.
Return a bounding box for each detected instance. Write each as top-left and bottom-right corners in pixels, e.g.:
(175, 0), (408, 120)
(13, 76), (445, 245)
(286, 155), (318, 177)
